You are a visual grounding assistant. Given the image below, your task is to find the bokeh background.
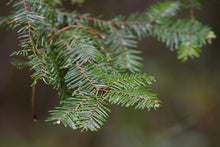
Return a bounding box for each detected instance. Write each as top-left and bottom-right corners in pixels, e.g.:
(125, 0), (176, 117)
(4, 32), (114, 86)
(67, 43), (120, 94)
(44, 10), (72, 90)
(0, 0), (219, 146)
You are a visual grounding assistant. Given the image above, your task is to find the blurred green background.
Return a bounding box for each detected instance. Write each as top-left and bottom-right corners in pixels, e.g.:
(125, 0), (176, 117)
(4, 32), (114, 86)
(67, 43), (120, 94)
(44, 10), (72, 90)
(0, 0), (219, 146)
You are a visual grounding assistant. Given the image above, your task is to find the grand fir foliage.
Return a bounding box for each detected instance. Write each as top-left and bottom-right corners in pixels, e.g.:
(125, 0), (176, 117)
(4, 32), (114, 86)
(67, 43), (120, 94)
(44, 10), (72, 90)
(0, 0), (216, 131)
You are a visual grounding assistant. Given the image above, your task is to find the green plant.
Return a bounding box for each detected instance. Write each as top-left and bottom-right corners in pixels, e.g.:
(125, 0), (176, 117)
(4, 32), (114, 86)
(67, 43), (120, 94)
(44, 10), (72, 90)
(0, 0), (216, 131)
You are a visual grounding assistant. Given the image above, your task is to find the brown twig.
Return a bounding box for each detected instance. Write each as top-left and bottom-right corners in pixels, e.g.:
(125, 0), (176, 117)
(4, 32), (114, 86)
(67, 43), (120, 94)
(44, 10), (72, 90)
(7, 17), (22, 24)
(54, 24), (106, 39)
(106, 65), (120, 75)
(190, 0), (194, 21)
(31, 84), (37, 122)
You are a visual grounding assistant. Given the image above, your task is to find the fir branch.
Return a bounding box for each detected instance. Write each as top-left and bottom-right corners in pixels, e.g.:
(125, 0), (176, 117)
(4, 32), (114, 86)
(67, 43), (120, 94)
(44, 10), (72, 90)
(150, 23), (206, 36)
(110, 23), (129, 69)
(65, 31), (110, 80)
(104, 90), (156, 103)
(84, 91), (103, 130)
(50, 8), (209, 37)
(104, 90), (159, 109)
(104, 74), (150, 90)
(45, 0), (215, 61)
(56, 90), (97, 125)
(77, 63), (99, 90)
(2, 0), (215, 132)
(22, 0), (44, 77)
(177, 39), (201, 61)
(55, 24), (106, 39)
(47, 51), (70, 100)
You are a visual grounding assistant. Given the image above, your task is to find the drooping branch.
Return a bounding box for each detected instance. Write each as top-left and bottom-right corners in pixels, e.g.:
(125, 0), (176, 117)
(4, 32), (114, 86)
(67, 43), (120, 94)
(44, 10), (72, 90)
(22, 0), (44, 76)
(56, 90), (97, 125)
(84, 91), (104, 130)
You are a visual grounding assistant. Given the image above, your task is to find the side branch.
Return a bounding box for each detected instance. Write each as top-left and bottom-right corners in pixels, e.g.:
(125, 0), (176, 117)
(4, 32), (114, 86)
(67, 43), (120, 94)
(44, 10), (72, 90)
(65, 31), (110, 80)
(84, 91), (104, 129)
(23, 0), (44, 76)
(77, 63), (99, 90)
(74, 16), (208, 37)
(104, 90), (159, 105)
(105, 76), (146, 90)
(50, 54), (69, 99)
(55, 24), (106, 39)
(56, 90), (97, 124)
(110, 24), (129, 69)
(149, 23), (207, 36)
(47, 5), (209, 37)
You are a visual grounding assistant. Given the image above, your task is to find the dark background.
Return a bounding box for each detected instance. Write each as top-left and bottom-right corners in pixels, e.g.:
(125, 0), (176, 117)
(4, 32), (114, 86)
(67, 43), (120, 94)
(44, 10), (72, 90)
(0, 0), (219, 146)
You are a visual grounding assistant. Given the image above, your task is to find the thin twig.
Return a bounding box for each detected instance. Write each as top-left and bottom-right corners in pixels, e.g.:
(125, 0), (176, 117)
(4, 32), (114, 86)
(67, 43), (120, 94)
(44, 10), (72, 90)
(190, 0), (194, 21)
(31, 84), (37, 122)
(106, 65), (120, 75)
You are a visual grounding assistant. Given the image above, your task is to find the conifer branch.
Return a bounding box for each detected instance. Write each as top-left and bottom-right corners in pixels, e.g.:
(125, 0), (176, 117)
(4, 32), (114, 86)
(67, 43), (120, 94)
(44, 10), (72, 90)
(55, 24), (105, 39)
(22, 0), (44, 77)
(50, 11), (210, 37)
(84, 91), (104, 130)
(77, 63), (99, 90)
(2, 0), (215, 131)
(150, 23), (207, 37)
(66, 31), (110, 80)
(110, 23), (129, 69)
(104, 90), (159, 105)
(49, 53), (69, 99)
(56, 90), (96, 125)
(105, 76), (147, 90)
